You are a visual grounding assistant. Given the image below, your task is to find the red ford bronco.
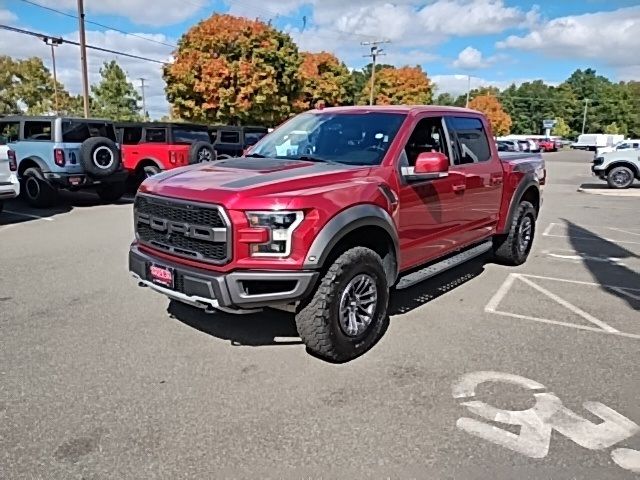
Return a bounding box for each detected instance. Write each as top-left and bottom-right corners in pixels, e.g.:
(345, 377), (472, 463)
(129, 106), (545, 361)
(116, 122), (215, 182)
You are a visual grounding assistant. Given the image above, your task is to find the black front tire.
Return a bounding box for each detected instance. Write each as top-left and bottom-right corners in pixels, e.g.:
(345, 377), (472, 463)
(21, 167), (57, 208)
(96, 182), (126, 203)
(295, 247), (389, 363)
(607, 166), (635, 189)
(493, 201), (537, 266)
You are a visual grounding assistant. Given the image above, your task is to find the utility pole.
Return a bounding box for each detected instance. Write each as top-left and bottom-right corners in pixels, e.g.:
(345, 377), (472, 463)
(465, 75), (471, 108)
(76, 0), (90, 118)
(43, 37), (63, 114)
(139, 78), (147, 120)
(362, 40), (390, 106)
(581, 99), (589, 134)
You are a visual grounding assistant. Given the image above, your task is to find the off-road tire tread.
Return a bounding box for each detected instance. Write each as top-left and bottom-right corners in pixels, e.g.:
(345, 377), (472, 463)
(295, 247), (387, 362)
(22, 167), (57, 208)
(607, 166), (634, 189)
(493, 200), (536, 266)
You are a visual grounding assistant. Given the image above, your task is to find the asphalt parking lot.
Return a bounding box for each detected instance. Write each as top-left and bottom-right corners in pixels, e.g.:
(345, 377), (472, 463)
(1, 150), (639, 479)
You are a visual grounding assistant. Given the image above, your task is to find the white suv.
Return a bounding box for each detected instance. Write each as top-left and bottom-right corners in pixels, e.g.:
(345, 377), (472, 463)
(592, 149), (640, 189)
(0, 140), (20, 213)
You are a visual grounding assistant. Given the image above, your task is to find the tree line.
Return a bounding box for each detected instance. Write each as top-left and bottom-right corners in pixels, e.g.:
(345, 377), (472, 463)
(0, 56), (143, 121)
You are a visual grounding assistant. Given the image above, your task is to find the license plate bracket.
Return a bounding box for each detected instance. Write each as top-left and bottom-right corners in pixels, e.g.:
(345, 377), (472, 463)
(149, 264), (174, 289)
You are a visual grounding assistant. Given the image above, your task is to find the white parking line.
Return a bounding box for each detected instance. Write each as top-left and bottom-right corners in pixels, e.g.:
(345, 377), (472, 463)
(485, 273), (640, 341)
(3, 210), (54, 221)
(517, 275), (618, 333)
(542, 250), (626, 265)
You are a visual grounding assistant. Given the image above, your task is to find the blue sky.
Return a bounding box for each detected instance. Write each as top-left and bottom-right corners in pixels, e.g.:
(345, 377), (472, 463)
(1, 0), (639, 116)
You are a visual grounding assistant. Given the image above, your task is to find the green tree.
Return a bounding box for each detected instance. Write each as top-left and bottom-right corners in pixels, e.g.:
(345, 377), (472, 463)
(91, 60), (141, 121)
(553, 117), (571, 138)
(165, 14), (301, 125)
(434, 92), (456, 106)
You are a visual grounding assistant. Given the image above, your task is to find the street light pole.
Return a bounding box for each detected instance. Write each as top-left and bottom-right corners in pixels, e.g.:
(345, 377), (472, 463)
(465, 75), (471, 108)
(76, 0), (90, 118)
(139, 78), (147, 120)
(581, 99), (589, 134)
(44, 37), (62, 114)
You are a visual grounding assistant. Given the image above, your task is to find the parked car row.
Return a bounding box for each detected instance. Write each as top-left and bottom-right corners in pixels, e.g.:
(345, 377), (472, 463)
(0, 116), (269, 208)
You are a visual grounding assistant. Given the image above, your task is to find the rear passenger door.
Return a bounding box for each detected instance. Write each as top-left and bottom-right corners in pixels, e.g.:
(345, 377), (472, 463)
(445, 116), (503, 245)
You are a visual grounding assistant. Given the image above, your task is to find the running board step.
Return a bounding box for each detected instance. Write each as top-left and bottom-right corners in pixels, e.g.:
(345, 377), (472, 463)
(395, 241), (492, 290)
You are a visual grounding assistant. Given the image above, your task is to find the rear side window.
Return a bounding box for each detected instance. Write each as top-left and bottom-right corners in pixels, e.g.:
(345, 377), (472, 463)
(447, 117), (491, 164)
(0, 122), (20, 144)
(121, 127), (142, 144)
(24, 121), (52, 141)
(220, 131), (240, 143)
(62, 121), (117, 143)
(145, 128), (167, 143)
(172, 126), (210, 144)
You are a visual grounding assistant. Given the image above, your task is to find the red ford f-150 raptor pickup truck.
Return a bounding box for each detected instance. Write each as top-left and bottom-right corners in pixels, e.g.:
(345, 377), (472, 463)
(129, 106), (545, 361)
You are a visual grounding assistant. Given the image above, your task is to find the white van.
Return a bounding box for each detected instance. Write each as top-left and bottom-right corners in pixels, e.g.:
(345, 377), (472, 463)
(572, 134), (625, 151)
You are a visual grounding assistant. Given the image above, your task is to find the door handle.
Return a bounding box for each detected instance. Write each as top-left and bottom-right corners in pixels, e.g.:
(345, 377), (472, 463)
(453, 184), (466, 193)
(490, 174), (503, 185)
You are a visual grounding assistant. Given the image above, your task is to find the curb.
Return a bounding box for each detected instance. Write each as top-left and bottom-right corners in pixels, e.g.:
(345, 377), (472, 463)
(577, 186), (640, 197)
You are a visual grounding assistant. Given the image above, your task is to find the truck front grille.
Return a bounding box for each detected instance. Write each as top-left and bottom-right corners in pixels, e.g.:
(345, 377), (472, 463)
(134, 194), (230, 264)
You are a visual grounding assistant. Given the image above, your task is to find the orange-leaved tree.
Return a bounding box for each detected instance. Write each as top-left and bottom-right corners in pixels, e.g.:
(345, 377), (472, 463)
(468, 94), (512, 136)
(293, 52), (354, 112)
(361, 66), (433, 105)
(164, 14), (301, 125)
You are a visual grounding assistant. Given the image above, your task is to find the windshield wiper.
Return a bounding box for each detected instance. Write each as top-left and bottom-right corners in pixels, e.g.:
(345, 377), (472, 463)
(295, 155), (336, 164)
(245, 153), (266, 158)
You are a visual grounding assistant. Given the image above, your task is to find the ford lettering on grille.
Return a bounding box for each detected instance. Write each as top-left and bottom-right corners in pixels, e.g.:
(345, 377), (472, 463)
(134, 194), (230, 263)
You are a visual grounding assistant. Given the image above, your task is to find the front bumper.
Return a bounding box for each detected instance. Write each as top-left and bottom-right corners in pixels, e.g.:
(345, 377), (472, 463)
(44, 169), (129, 188)
(129, 244), (318, 313)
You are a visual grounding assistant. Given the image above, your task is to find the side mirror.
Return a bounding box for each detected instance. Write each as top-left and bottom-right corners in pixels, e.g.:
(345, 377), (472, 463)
(402, 151), (449, 181)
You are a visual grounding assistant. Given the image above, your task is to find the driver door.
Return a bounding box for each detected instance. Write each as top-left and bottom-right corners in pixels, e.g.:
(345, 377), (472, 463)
(396, 115), (467, 270)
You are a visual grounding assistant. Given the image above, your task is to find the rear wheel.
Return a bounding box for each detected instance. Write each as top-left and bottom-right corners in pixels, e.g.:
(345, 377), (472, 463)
(493, 200), (537, 266)
(21, 167), (57, 208)
(295, 247), (389, 362)
(96, 182), (126, 203)
(142, 164), (161, 179)
(607, 166), (634, 189)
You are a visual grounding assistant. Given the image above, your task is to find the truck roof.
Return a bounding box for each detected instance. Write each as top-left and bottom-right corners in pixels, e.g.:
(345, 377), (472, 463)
(0, 115), (112, 122)
(115, 121), (208, 130)
(309, 105), (480, 115)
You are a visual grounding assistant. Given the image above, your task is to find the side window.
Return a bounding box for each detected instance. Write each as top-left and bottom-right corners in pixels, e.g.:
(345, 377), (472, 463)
(447, 117), (491, 164)
(0, 122), (20, 144)
(220, 131), (240, 143)
(24, 121), (52, 141)
(122, 127), (143, 144)
(403, 117), (449, 167)
(145, 128), (166, 143)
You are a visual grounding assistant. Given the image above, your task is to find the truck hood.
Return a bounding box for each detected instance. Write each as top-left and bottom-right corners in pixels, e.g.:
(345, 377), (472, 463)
(139, 157), (376, 208)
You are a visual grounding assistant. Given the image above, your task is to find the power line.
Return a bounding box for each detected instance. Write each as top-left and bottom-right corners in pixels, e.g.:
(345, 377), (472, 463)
(19, 0), (177, 49)
(0, 24), (168, 64)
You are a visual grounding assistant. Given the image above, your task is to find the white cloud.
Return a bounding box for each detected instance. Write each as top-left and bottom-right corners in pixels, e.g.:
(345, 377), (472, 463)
(432, 74), (534, 96)
(0, 8), (17, 23)
(453, 47), (487, 69)
(497, 6), (640, 70)
(32, 0), (206, 27)
(0, 21), (172, 117)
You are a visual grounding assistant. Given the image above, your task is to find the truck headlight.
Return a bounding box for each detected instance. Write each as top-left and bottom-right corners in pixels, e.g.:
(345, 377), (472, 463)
(246, 211), (304, 257)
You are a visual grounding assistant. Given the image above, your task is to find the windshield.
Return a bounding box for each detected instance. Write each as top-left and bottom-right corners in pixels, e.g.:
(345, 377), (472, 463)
(62, 120), (117, 143)
(172, 126), (211, 144)
(250, 112), (406, 166)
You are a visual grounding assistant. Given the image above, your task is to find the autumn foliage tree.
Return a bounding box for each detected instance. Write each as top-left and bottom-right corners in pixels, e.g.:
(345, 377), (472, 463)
(361, 66), (433, 106)
(293, 52), (354, 112)
(468, 94), (512, 136)
(164, 14), (301, 125)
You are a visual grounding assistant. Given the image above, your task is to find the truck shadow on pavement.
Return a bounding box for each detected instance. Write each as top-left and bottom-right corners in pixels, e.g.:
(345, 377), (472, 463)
(167, 257), (489, 349)
(565, 220), (640, 311)
(0, 191), (133, 226)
